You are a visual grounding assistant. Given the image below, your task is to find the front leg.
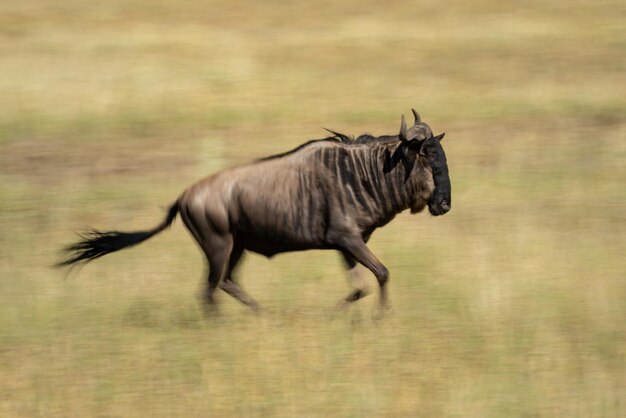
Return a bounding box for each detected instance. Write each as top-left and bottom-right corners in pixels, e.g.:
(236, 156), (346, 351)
(338, 251), (370, 308)
(337, 236), (390, 311)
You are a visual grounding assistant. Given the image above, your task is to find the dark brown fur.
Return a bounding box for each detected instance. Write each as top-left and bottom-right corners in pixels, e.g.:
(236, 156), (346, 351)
(59, 112), (450, 313)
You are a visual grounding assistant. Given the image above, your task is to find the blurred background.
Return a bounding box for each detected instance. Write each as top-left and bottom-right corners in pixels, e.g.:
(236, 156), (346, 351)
(0, 0), (624, 416)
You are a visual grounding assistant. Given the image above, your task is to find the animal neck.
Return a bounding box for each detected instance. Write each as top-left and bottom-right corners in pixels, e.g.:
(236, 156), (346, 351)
(314, 142), (432, 228)
(359, 143), (427, 222)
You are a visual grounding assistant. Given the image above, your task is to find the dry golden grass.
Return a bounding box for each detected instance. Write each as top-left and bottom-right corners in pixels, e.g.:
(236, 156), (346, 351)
(0, 1), (624, 417)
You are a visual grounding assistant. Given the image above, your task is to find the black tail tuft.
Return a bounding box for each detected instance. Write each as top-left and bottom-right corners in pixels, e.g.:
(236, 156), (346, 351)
(57, 229), (154, 266)
(57, 200), (179, 267)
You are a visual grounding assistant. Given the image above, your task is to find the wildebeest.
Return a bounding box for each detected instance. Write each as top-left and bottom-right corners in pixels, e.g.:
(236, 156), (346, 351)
(59, 110), (451, 313)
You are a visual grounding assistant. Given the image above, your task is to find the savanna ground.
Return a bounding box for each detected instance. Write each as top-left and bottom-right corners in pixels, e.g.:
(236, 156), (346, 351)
(0, 0), (624, 417)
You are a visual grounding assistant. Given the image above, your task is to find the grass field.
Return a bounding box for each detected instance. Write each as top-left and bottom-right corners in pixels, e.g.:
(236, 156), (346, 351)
(0, 0), (624, 416)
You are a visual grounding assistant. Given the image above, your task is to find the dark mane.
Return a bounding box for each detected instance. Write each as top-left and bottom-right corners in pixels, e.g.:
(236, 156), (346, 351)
(258, 131), (401, 162)
(259, 137), (340, 161)
(323, 129), (400, 146)
(355, 134), (399, 145)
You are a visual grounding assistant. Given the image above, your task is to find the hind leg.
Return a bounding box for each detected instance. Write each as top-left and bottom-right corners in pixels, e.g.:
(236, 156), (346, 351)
(219, 242), (261, 313)
(179, 204), (233, 312)
(201, 234), (234, 312)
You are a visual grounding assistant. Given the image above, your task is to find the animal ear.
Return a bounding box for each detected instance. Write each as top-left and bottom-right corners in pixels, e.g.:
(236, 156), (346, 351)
(411, 108), (421, 124)
(406, 139), (424, 154)
(399, 115), (408, 141)
(433, 132), (445, 142)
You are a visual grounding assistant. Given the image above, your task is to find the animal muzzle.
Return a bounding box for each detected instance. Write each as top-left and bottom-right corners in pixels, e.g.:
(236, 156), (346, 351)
(428, 196), (451, 216)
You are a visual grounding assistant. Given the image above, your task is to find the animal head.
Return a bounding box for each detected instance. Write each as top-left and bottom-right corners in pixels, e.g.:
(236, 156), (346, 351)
(397, 112), (451, 216)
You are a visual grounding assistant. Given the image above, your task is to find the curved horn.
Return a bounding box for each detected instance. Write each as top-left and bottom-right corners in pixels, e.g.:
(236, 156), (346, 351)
(399, 114), (408, 141)
(411, 108), (421, 124)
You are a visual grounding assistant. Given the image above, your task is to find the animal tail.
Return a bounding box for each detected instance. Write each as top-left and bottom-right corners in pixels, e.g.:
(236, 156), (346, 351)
(57, 200), (180, 267)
